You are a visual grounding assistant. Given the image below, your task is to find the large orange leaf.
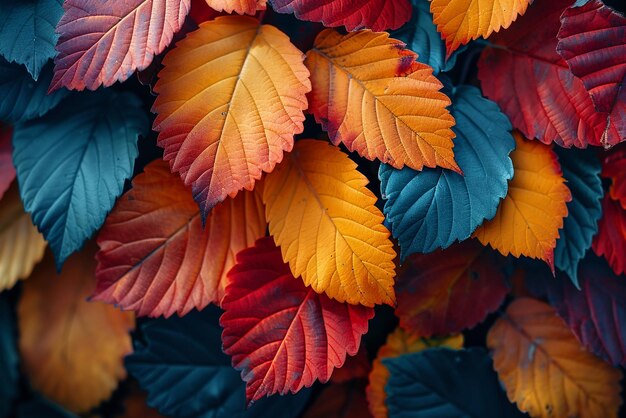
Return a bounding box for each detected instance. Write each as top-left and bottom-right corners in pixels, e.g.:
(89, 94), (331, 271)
(152, 16), (311, 216)
(305, 29), (458, 172)
(93, 160), (265, 317)
(473, 132), (571, 270)
(431, 0), (532, 56)
(206, 0), (266, 14)
(18, 245), (134, 413)
(366, 328), (463, 418)
(263, 139), (396, 307)
(488, 298), (622, 418)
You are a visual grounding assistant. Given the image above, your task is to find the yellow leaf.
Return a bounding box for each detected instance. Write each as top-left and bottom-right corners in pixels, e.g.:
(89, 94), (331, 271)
(0, 184), (45, 291)
(473, 132), (571, 270)
(263, 139), (396, 306)
(305, 29), (459, 172)
(488, 298), (622, 418)
(431, 0), (532, 56)
(152, 15), (311, 215)
(18, 244), (135, 413)
(205, 0), (266, 14)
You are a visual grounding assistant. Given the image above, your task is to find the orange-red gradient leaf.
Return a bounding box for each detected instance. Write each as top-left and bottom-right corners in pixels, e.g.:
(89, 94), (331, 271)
(152, 16), (311, 216)
(263, 139), (397, 307)
(488, 298), (622, 418)
(220, 237), (374, 403)
(474, 132), (571, 270)
(18, 245), (135, 413)
(206, 0), (266, 14)
(305, 29), (458, 172)
(93, 160), (265, 317)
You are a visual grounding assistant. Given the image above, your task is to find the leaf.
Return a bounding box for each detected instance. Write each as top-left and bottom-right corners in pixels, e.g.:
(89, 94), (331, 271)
(592, 194), (626, 275)
(366, 328), (463, 418)
(0, 125), (14, 200)
(331, 346), (371, 383)
(553, 148), (603, 285)
(395, 241), (508, 337)
(305, 29), (458, 172)
(0, 294), (18, 418)
(477, 0), (621, 148)
(0, 184), (46, 292)
(220, 237), (375, 403)
(0, 59), (68, 124)
(602, 146), (626, 209)
(303, 381), (373, 418)
(383, 348), (526, 418)
(430, 0), (532, 56)
(16, 397), (78, 418)
(269, 0), (412, 32)
(50, 0), (191, 91)
(152, 16), (310, 217)
(12, 90), (149, 268)
(263, 139), (396, 306)
(379, 84), (514, 257)
(557, 0), (625, 140)
(206, 0), (266, 14)
(488, 297), (622, 418)
(126, 305), (313, 418)
(0, 0), (63, 80)
(18, 246), (135, 413)
(473, 132), (571, 270)
(93, 160), (266, 317)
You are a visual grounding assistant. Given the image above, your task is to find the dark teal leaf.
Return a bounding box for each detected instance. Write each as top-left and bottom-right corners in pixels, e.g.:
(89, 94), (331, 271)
(553, 148), (603, 286)
(0, 293), (18, 418)
(12, 90), (149, 268)
(126, 306), (312, 418)
(390, 0), (463, 74)
(383, 348), (527, 418)
(380, 85), (514, 260)
(16, 396), (78, 418)
(0, 0), (63, 80)
(0, 58), (68, 123)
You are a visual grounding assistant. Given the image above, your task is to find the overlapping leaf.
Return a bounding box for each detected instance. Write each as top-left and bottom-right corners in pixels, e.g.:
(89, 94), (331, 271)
(366, 329), (463, 418)
(602, 147), (626, 208)
(50, 0), (191, 91)
(304, 381), (372, 418)
(384, 348), (526, 418)
(220, 237), (374, 403)
(0, 125), (14, 200)
(263, 140), (396, 306)
(473, 133), (571, 269)
(18, 246), (135, 413)
(0, 0), (63, 80)
(430, 0), (532, 56)
(12, 90), (148, 267)
(0, 294), (18, 418)
(269, 0), (412, 32)
(153, 16), (310, 216)
(488, 298), (622, 418)
(206, 0), (266, 14)
(593, 195), (626, 275)
(379, 85), (514, 256)
(93, 160), (266, 317)
(478, 0), (621, 148)
(395, 241), (508, 337)
(306, 29), (457, 172)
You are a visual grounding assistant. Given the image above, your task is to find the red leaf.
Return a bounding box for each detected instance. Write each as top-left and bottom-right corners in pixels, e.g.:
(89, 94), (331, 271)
(189, 0), (226, 24)
(593, 194), (626, 275)
(557, 0), (625, 141)
(477, 0), (621, 148)
(395, 240), (508, 337)
(0, 124), (14, 200)
(220, 237), (374, 404)
(602, 146), (626, 209)
(269, 0), (412, 32)
(51, 0), (191, 91)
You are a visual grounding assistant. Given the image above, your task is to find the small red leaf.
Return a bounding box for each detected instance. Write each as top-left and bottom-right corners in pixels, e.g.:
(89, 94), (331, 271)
(593, 194), (626, 276)
(220, 237), (374, 404)
(602, 146), (626, 209)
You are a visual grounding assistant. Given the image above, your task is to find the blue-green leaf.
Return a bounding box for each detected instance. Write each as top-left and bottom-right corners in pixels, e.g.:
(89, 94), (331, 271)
(12, 90), (148, 268)
(16, 396), (78, 418)
(380, 85), (514, 260)
(0, 293), (18, 418)
(0, 0), (63, 80)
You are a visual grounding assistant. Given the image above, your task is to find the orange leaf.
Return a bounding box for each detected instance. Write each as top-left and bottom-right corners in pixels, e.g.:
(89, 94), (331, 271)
(473, 132), (571, 270)
(305, 29), (458, 172)
(488, 298), (622, 418)
(152, 16), (311, 216)
(18, 245), (134, 413)
(263, 139), (396, 306)
(431, 0), (532, 56)
(205, 0), (266, 14)
(93, 160), (265, 317)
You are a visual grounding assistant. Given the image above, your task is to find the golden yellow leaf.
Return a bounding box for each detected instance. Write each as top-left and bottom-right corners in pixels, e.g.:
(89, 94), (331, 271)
(473, 132), (571, 269)
(488, 298), (622, 418)
(305, 29), (458, 172)
(18, 245), (135, 413)
(205, 0), (266, 14)
(263, 139), (396, 306)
